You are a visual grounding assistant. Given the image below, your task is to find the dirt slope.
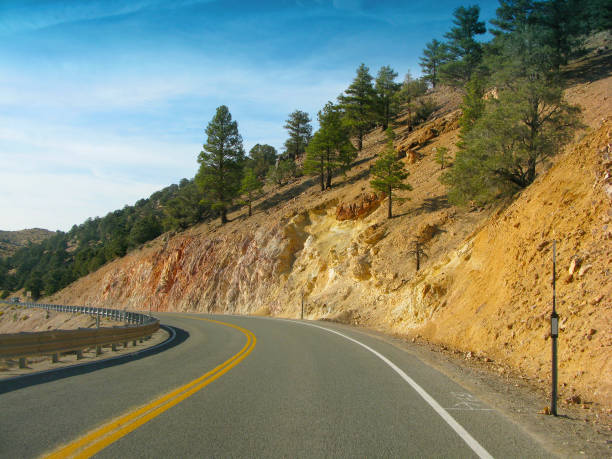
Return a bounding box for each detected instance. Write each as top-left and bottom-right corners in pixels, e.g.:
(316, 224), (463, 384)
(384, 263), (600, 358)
(0, 228), (55, 258)
(400, 118), (612, 409)
(48, 57), (611, 411)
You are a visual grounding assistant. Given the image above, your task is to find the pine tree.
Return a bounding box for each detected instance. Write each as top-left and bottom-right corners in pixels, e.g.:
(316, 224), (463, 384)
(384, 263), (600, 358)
(248, 144), (277, 179)
(441, 79), (581, 205)
(304, 102), (356, 190)
(434, 147), (450, 170)
(338, 63), (376, 151)
(458, 76), (486, 136)
(195, 105), (245, 224)
(283, 110), (313, 161)
(370, 129), (412, 219)
(239, 168), (263, 217)
(419, 39), (449, 88)
(489, 0), (536, 36)
(397, 72), (428, 131)
(266, 159), (295, 188)
(440, 5), (486, 86)
(374, 66), (401, 131)
(163, 179), (209, 230)
(535, 0), (583, 71)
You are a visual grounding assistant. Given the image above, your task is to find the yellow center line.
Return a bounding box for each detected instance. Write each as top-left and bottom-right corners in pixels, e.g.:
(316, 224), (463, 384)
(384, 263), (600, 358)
(44, 317), (256, 459)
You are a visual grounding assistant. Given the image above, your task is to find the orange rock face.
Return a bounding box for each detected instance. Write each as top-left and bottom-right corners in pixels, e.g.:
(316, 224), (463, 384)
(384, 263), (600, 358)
(336, 193), (384, 221)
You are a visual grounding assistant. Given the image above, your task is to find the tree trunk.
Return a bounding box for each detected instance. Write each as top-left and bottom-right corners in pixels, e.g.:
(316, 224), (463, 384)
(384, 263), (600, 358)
(358, 131), (363, 151)
(387, 186), (392, 219)
(319, 158), (325, 191)
(248, 201), (252, 217)
(221, 208), (228, 224)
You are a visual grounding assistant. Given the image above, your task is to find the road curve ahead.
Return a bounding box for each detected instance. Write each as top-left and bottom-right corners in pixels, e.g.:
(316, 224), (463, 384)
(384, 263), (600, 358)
(0, 313), (552, 458)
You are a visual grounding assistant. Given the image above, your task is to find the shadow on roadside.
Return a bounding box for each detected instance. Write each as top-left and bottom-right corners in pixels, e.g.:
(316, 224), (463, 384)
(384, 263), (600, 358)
(0, 325), (189, 395)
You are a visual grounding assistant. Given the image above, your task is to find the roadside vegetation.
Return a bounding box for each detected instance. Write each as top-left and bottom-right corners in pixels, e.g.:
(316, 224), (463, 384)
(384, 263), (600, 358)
(0, 0), (608, 300)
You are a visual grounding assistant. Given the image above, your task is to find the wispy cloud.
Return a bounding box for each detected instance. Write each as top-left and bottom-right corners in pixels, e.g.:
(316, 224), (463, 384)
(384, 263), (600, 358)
(0, 0), (496, 231)
(0, 0), (216, 36)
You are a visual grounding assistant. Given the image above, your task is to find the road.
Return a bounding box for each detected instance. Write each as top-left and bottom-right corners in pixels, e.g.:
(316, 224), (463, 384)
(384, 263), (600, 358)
(0, 313), (552, 458)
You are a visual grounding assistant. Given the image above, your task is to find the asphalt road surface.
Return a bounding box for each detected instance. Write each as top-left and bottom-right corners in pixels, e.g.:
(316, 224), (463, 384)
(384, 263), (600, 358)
(0, 313), (552, 458)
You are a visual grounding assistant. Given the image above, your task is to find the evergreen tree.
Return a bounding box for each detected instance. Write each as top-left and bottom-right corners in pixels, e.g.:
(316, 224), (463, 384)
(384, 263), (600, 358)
(489, 0), (536, 36)
(248, 144), (277, 179)
(440, 5), (486, 86)
(239, 168), (263, 217)
(458, 76), (486, 136)
(266, 159), (295, 188)
(283, 110), (313, 161)
(338, 63), (376, 151)
(419, 39), (449, 88)
(535, 0), (583, 71)
(304, 102), (356, 190)
(374, 66), (401, 131)
(24, 273), (43, 300)
(397, 72), (428, 131)
(580, 0), (612, 32)
(434, 147), (450, 170)
(441, 79), (581, 205)
(129, 215), (162, 246)
(370, 129), (412, 219)
(163, 179), (209, 230)
(195, 105), (245, 224)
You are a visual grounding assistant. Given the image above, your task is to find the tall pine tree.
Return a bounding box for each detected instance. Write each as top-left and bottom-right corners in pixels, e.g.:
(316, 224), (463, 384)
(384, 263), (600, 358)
(440, 5), (486, 86)
(195, 105), (245, 224)
(419, 39), (449, 88)
(370, 129), (412, 219)
(338, 63), (376, 151)
(304, 102), (356, 190)
(374, 66), (401, 131)
(283, 110), (313, 161)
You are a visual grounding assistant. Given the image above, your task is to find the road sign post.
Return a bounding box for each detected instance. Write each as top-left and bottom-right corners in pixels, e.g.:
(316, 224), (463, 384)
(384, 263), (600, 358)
(551, 240), (559, 416)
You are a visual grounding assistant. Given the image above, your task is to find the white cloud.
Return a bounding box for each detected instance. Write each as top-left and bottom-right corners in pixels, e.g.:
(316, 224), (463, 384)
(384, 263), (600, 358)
(0, 170), (164, 232)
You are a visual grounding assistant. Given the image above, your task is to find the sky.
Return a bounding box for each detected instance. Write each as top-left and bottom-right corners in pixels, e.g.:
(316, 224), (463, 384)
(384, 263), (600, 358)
(0, 0), (498, 232)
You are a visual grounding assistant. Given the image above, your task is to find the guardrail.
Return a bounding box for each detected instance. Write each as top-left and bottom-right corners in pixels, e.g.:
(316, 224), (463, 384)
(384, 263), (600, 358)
(0, 301), (160, 368)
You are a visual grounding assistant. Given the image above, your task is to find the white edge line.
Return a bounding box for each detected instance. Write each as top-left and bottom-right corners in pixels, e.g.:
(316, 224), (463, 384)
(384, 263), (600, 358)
(0, 325), (177, 383)
(292, 320), (494, 459)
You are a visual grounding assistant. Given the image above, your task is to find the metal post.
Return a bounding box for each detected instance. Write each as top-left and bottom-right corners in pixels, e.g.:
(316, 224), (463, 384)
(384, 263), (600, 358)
(551, 240), (559, 416)
(76, 350), (83, 360)
(301, 291), (304, 320)
(96, 313), (100, 329)
(52, 353), (59, 363)
(19, 357), (27, 368)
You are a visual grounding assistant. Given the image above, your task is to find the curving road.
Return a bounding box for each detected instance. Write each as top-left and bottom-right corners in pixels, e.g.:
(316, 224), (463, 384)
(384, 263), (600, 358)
(0, 313), (551, 458)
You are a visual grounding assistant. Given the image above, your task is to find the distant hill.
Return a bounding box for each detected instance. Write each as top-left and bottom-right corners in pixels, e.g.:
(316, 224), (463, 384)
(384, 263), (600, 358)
(0, 228), (55, 258)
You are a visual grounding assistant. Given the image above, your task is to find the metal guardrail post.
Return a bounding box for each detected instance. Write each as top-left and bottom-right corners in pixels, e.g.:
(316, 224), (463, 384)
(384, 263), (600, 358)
(19, 357), (27, 368)
(52, 353), (59, 363)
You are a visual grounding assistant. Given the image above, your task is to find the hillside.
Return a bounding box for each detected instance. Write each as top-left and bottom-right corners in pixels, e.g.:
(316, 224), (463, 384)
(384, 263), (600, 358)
(0, 228), (55, 258)
(48, 48), (611, 415)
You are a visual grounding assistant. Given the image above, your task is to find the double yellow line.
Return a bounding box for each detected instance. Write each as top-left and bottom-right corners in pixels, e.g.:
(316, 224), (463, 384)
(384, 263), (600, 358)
(45, 317), (256, 459)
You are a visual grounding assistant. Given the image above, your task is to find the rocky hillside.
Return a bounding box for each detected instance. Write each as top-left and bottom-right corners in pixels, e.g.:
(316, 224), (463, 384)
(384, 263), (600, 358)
(48, 59), (611, 411)
(0, 228), (55, 258)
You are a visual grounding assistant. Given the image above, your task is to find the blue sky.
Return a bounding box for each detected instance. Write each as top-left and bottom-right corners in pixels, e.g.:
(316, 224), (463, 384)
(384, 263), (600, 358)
(0, 0), (498, 231)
